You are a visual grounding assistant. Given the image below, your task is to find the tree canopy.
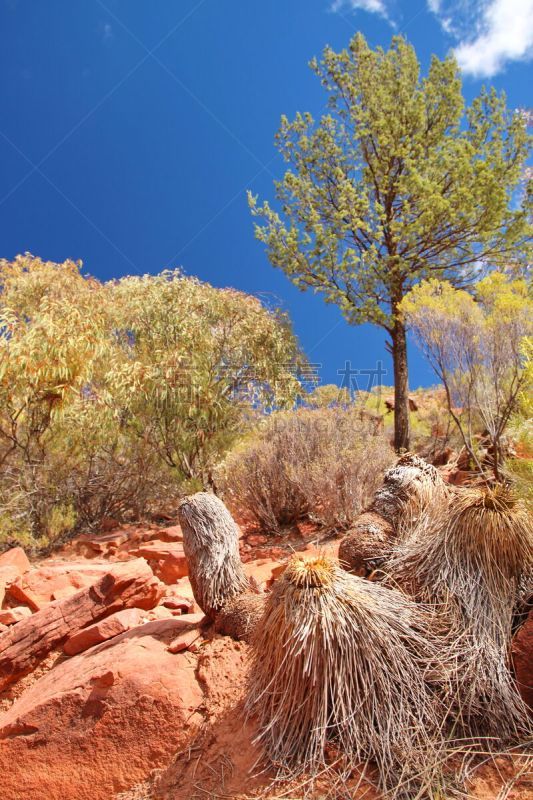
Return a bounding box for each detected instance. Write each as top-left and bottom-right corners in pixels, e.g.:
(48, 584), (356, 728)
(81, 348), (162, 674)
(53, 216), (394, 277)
(400, 272), (532, 478)
(249, 33), (531, 450)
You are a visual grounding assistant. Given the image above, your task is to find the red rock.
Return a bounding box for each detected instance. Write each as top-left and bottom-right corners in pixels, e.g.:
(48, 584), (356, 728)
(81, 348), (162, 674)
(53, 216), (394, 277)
(114, 551), (134, 562)
(0, 606), (32, 625)
(244, 558), (283, 590)
(7, 580), (42, 611)
(0, 559), (163, 690)
(247, 534), (268, 547)
(63, 608), (143, 656)
(0, 623), (7, 634)
(130, 541), (189, 584)
(0, 564), (20, 586)
(51, 586), (78, 601)
(0, 546), (30, 575)
(166, 576), (196, 605)
(168, 629), (201, 654)
(161, 595), (194, 613)
(67, 528), (132, 558)
(146, 605), (175, 621)
(259, 546), (287, 561)
(7, 562), (113, 609)
(154, 524), (183, 542)
(0, 558), (30, 605)
(131, 540), (185, 561)
(304, 541), (340, 558)
(512, 610), (533, 710)
(157, 553), (189, 584)
(0, 618), (204, 800)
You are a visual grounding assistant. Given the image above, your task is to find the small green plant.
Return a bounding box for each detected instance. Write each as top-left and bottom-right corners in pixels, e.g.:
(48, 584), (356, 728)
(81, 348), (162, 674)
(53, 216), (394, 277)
(44, 503), (77, 545)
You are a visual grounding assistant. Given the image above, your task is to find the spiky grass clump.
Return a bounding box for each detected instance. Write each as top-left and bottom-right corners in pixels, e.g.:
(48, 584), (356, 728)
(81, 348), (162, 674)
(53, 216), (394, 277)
(246, 554), (447, 795)
(388, 485), (533, 740)
(371, 452), (448, 528)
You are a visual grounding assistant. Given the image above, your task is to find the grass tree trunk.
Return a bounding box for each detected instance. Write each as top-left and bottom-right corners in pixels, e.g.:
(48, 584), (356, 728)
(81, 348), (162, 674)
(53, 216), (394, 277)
(392, 319), (410, 452)
(178, 492), (264, 640)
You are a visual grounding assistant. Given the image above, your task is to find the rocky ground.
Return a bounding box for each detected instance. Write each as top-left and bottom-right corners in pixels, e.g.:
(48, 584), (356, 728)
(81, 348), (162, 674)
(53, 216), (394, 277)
(0, 518), (531, 800)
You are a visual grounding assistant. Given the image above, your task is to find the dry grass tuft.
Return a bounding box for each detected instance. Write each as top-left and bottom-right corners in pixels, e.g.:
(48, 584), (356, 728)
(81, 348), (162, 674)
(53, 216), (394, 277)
(218, 408), (394, 534)
(246, 553), (448, 796)
(388, 484), (533, 741)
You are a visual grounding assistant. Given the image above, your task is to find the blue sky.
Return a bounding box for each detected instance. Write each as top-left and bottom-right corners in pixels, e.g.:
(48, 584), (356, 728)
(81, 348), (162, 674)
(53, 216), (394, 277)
(1, 1), (531, 390)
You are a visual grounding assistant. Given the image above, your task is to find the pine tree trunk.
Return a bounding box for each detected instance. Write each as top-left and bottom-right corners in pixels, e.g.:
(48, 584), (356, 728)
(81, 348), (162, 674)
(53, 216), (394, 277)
(392, 320), (410, 452)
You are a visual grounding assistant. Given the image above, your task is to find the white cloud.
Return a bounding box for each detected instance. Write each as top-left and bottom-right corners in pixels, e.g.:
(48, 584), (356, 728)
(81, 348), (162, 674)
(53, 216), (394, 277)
(331, 0), (533, 76)
(427, 0), (533, 77)
(454, 0), (533, 76)
(331, 0), (392, 22)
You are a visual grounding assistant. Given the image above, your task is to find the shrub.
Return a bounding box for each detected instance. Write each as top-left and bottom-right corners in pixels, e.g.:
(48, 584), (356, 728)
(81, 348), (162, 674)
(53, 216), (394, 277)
(400, 273), (533, 480)
(0, 255), (302, 550)
(218, 406), (394, 533)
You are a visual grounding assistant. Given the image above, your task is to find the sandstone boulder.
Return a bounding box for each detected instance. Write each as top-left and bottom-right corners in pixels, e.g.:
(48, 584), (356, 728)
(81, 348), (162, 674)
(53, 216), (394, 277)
(7, 561), (113, 610)
(0, 617), (204, 800)
(243, 557), (284, 590)
(69, 530), (131, 558)
(167, 628), (202, 654)
(157, 553), (189, 584)
(0, 607), (32, 626)
(161, 594), (194, 613)
(154, 524), (183, 542)
(0, 547), (31, 608)
(0, 559), (163, 690)
(130, 541), (188, 584)
(146, 605), (176, 621)
(0, 546), (30, 574)
(63, 608), (143, 655)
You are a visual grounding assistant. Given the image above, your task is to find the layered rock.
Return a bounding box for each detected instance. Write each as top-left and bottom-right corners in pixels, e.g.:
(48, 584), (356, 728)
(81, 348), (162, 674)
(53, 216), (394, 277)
(0, 617), (205, 800)
(130, 540), (188, 584)
(63, 608), (143, 655)
(7, 561), (114, 610)
(0, 546), (31, 608)
(0, 559), (163, 690)
(0, 607), (32, 626)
